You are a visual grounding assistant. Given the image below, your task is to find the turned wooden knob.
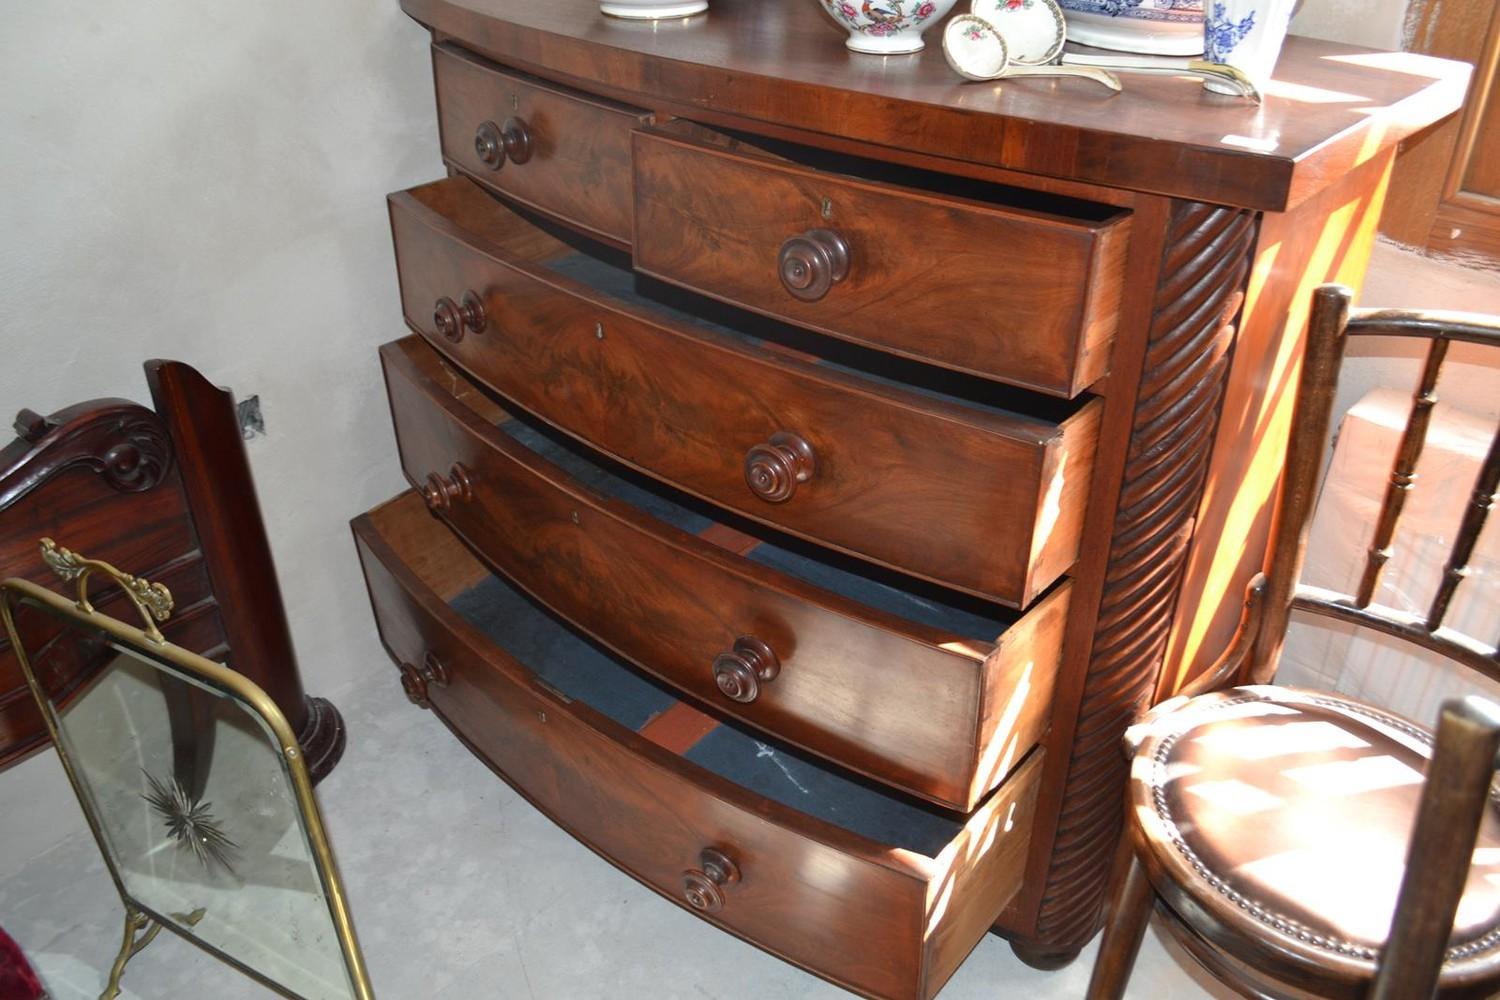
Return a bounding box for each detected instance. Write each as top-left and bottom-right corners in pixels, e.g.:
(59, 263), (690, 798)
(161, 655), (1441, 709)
(744, 432), (815, 503)
(681, 847), (740, 912)
(459, 290), (487, 333)
(421, 650), (450, 689)
(474, 117), (533, 169)
(401, 652), (449, 707)
(433, 292), (486, 342)
(500, 117), (533, 164)
(777, 228), (849, 302)
(422, 463), (473, 513)
(399, 662), (429, 707)
(434, 296), (462, 342)
(712, 636), (780, 703)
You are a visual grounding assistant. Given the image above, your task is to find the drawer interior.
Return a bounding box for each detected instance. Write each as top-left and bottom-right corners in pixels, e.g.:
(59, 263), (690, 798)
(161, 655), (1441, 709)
(656, 119), (1127, 228)
(495, 411), (1018, 645)
(450, 568), (971, 855)
(545, 251), (1088, 426)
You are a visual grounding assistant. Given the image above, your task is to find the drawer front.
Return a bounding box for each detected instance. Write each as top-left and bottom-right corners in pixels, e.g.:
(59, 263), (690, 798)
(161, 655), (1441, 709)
(632, 128), (1130, 397)
(389, 178), (1101, 607)
(432, 44), (647, 245)
(381, 336), (1062, 810)
(353, 493), (1042, 1000)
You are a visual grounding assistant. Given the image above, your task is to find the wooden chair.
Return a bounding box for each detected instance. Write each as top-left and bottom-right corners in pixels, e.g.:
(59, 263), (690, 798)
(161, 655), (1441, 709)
(1086, 284), (1500, 999)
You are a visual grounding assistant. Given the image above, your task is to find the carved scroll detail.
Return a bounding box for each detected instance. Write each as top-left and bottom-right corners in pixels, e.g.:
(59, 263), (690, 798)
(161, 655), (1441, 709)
(1, 401), (173, 509)
(1032, 201), (1256, 951)
(99, 414), (172, 493)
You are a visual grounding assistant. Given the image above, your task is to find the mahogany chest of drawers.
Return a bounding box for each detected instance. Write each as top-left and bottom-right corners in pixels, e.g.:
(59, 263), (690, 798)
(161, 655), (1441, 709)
(351, 4), (1465, 996)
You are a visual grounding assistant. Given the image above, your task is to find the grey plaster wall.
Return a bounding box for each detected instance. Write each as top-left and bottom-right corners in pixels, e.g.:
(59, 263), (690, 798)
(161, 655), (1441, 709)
(0, 1), (439, 875)
(1290, 0), (1412, 50)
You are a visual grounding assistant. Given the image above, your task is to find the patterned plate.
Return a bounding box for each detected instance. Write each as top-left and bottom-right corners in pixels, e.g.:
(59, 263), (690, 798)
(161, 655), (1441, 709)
(942, 14), (1011, 80)
(970, 0), (1066, 65)
(1056, 0), (1205, 55)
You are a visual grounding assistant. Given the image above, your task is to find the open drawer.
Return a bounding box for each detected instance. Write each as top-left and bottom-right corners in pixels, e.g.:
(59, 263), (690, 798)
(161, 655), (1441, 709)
(389, 177), (1101, 607)
(353, 491), (1043, 1000)
(632, 123), (1131, 397)
(382, 335), (1063, 810)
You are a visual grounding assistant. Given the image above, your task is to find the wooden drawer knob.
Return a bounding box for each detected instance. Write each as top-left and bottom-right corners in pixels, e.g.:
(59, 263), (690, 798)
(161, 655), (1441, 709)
(399, 652), (450, 708)
(474, 117), (533, 169)
(433, 291), (487, 342)
(744, 432), (816, 503)
(681, 847), (740, 913)
(421, 651), (450, 689)
(422, 463), (473, 513)
(399, 662), (428, 707)
(712, 636), (780, 703)
(778, 228), (849, 302)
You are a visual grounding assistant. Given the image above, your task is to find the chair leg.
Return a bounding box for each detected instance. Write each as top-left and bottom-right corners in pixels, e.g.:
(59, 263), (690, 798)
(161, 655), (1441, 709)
(1086, 851), (1155, 1000)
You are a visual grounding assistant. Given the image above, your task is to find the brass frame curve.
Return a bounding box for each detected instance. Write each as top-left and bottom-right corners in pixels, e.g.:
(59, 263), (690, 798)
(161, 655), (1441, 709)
(0, 556), (374, 1000)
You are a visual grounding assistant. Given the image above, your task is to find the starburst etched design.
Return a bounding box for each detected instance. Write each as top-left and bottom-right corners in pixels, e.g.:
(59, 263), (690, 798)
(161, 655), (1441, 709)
(141, 770), (238, 874)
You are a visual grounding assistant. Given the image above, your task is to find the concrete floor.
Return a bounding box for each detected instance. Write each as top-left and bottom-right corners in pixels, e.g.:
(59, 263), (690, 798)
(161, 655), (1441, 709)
(0, 676), (1229, 1000)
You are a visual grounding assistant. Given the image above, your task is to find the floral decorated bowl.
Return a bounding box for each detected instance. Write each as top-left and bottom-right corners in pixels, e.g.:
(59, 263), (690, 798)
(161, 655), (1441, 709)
(821, 0), (961, 54)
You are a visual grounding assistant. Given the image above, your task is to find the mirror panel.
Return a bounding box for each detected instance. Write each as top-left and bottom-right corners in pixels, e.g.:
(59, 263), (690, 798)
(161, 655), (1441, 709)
(5, 592), (364, 1000)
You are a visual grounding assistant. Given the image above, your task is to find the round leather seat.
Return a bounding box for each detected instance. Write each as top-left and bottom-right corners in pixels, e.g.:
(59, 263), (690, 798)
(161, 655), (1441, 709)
(1126, 685), (1500, 997)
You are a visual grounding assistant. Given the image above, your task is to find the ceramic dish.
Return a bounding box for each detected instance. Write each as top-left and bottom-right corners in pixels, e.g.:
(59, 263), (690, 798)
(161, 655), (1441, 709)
(600, 0), (708, 19)
(943, 14), (1012, 78)
(970, 0), (1066, 65)
(942, 13), (1121, 88)
(820, 0), (961, 54)
(1057, 0), (1204, 56)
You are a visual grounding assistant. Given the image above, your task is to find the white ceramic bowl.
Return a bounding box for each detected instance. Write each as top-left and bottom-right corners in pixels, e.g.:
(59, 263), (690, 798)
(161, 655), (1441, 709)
(821, 0), (961, 54)
(600, 0), (707, 19)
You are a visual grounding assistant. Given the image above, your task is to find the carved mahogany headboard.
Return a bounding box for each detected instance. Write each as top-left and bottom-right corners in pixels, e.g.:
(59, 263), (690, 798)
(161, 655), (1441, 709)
(0, 362), (344, 780)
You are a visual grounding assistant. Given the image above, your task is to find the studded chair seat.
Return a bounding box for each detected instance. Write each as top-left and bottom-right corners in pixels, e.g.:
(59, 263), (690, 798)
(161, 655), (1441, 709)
(1126, 685), (1500, 998)
(1087, 289), (1500, 1000)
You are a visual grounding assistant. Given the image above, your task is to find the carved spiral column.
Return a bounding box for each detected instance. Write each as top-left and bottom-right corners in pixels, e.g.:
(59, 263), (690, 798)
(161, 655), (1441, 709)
(1031, 201), (1257, 952)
